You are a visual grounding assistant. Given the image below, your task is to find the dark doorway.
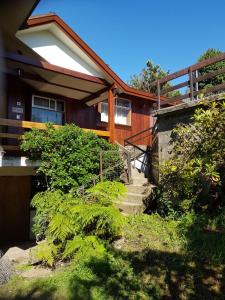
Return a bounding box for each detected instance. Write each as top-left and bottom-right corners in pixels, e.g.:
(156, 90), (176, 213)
(0, 176), (31, 245)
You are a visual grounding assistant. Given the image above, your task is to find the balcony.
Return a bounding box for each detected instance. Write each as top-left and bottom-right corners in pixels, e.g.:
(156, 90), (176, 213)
(0, 117), (110, 153)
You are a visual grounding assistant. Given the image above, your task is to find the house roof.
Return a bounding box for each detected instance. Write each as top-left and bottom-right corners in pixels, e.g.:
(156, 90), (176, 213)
(21, 13), (160, 102)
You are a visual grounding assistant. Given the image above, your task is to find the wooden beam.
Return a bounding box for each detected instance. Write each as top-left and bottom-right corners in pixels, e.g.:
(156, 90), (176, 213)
(0, 118), (110, 138)
(108, 89), (115, 143)
(0, 133), (21, 139)
(1, 51), (108, 86)
(0, 67), (93, 96)
(1, 145), (20, 151)
(0, 118), (61, 129)
(83, 87), (109, 103)
(150, 52), (225, 86)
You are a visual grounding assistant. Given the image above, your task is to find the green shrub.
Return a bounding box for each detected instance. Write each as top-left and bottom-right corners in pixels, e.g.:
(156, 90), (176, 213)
(21, 124), (122, 192)
(158, 100), (225, 215)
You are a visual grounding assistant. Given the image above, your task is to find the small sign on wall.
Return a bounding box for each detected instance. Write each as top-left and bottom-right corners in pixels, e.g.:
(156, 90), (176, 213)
(12, 107), (24, 114)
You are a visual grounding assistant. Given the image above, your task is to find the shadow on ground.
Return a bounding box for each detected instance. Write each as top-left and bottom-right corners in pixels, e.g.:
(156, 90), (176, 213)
(1, 224), (225, 299)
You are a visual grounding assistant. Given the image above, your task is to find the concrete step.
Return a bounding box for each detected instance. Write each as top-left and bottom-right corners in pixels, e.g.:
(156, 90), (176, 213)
(126, 192), (145, 203)
(126, 184), (149, 194)
(117, 202), (144, 215)
(132, 178), (149, 186)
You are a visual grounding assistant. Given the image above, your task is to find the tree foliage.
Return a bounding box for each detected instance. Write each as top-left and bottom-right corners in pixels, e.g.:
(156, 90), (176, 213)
(158, 99), (225, 215)
(128, 59), (180, 97)
(129, 60), (169, 93)
(21, 124), (122, 192)
(198, 48), (225, 90)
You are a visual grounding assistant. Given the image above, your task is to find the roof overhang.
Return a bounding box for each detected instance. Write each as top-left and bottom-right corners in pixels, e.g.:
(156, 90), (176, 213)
(0, 0), (40, 35)
(21, 14), (159, 102)
(1, 52), (109, 101)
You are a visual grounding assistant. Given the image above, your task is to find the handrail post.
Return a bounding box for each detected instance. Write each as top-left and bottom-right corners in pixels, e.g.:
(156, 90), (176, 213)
(157, 79), (161, 110)
(127, 151), (132, 184)
(189, 68), (194, 101)
(100, 150), (103, 182)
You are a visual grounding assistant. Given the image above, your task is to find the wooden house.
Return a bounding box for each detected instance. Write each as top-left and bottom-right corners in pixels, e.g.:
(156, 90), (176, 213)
(0, 0), (158, 244)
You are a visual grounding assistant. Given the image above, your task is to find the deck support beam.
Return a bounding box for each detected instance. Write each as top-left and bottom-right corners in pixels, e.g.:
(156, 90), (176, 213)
(108, 88), (115, 143)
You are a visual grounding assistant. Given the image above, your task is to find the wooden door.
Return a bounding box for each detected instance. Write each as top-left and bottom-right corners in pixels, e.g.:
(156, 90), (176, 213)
(0, 176), (31, 245)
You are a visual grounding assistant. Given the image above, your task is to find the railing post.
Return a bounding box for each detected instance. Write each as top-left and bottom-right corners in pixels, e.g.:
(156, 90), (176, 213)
(189, 68), (194, 101)
(108, 88), (115, 143)
(157, 79), (161, 110)
(127, 151), (132, 184)
(100, 150), (103, 182)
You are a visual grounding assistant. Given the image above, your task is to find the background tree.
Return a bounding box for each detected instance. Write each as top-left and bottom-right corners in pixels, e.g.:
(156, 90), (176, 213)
(129, 60), (180, 97)
(198, 48), (225, 90)
(129, 60), (169, 94)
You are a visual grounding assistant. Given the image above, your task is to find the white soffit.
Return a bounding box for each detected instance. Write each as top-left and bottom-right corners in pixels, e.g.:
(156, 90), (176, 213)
(16, 23), (108, 79)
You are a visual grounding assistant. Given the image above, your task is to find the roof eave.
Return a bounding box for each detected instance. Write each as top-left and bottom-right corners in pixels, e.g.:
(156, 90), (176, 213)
(23, 14), (158, 102)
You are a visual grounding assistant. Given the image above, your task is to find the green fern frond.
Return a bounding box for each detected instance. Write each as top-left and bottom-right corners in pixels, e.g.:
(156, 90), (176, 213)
(32, 240), (58, 267)
(86, 181), (127, 206)
(63, 235), (105, 261)
(70, 204), (125, 238)
(48, 213), (74, 242)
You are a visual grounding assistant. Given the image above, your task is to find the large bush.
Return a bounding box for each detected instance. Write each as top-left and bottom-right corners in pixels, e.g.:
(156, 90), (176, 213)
(158, 99), (225, 215)
(21, 124), (122, 192)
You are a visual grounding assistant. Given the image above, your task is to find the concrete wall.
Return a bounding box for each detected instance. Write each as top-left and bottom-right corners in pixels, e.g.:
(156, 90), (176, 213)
(151, 103), (197, 182)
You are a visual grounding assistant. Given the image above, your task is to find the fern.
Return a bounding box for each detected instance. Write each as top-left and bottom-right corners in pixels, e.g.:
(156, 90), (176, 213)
(48, 213), (74, 242)
(70, 204), (125, 238)
(32, 181), (126, 264)
(86, 181), (127, 206)
(32, 240), (58, 267)
(63, 235), (105, 261)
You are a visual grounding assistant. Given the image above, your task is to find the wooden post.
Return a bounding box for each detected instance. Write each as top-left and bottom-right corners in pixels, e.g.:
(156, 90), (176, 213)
(189, 68), (194, 101)
(157, 79), (161, 110)
(108, 88), (115, 143)
(100, 150), (103, 182)
(127, 152), (132, 184)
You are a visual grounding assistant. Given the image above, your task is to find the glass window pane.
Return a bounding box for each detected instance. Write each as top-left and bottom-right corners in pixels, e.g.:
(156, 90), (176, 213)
(50, 100), (56, 110)
(32, 107), (63, 125)
(101, 102), (108, 122)
(116, 99), (130, 108)
(33, 96), (49, 108)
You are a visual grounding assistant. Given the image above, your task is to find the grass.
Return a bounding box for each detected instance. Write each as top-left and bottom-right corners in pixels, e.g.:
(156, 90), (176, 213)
(1, 213), (225, 299)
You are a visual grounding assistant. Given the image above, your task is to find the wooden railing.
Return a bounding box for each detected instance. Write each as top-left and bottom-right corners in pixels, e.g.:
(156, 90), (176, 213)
(149, 53), (225, 109)
(0, 118), (110, 151)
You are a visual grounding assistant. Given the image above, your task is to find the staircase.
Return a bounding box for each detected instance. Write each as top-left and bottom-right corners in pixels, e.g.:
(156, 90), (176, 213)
(118, 166), (152, 214)
(115, 125), (158, 215)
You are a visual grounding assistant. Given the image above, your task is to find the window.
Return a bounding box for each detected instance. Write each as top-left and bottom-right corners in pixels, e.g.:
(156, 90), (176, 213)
(32, 95), (64, 125)
(100, 98), (131, 126)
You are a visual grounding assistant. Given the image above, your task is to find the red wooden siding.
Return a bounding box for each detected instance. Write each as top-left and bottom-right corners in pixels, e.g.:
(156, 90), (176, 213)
(6, 75), (153, 145)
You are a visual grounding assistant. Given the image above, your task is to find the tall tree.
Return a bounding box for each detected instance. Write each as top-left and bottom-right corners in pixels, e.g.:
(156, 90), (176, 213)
(198, 48), (225, 90)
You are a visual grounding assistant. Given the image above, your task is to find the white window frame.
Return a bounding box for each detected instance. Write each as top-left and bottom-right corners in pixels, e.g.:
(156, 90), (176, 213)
(32, 95), (65, 112)
(100, 97), (132, 126)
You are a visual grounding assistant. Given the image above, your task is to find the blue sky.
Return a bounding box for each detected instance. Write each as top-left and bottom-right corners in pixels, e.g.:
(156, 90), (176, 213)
(34, 0), (225, 82)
